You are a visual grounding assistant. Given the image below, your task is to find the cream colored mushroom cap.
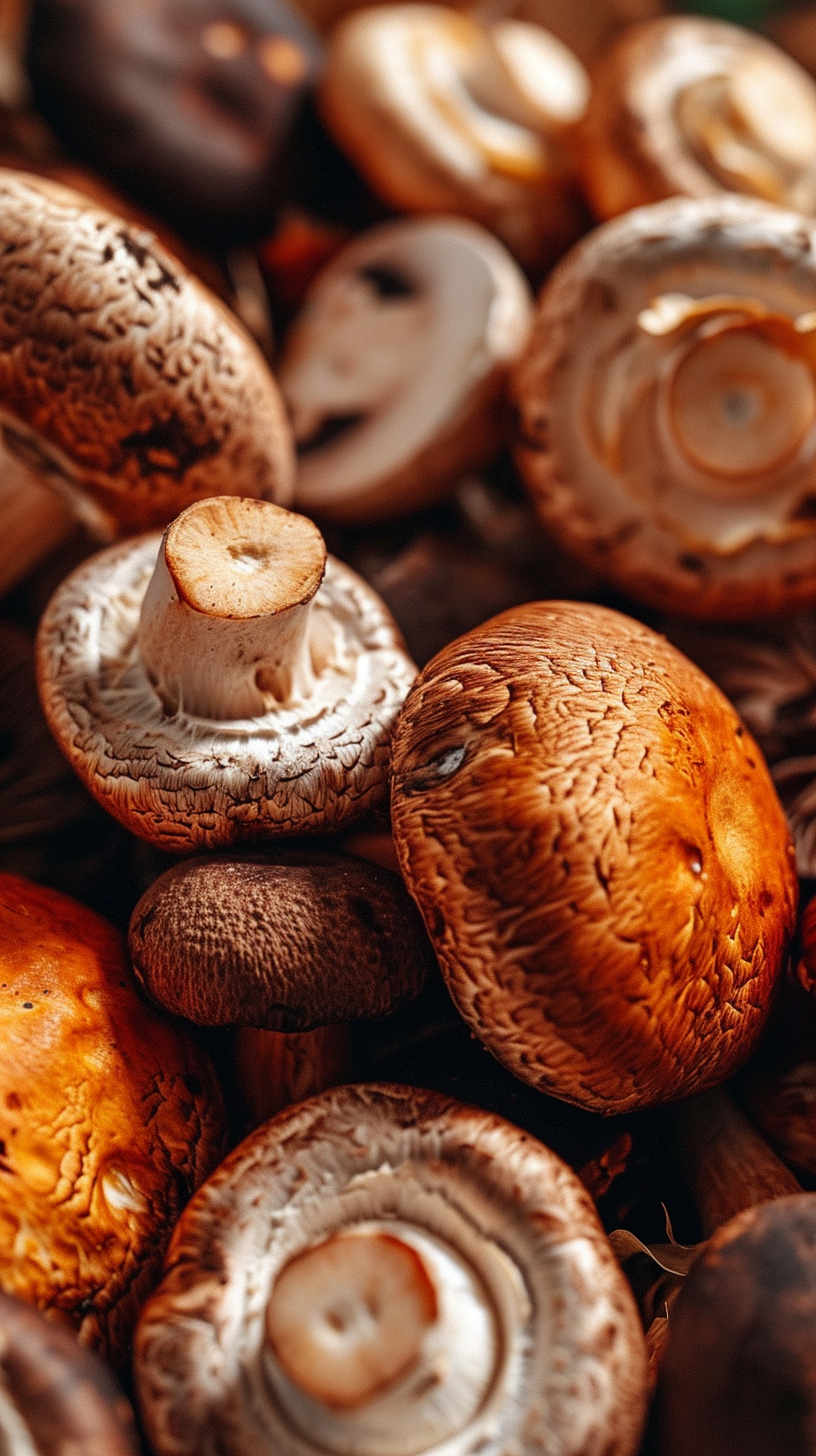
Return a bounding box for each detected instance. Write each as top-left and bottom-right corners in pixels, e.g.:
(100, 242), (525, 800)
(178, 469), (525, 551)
(0, 169), (294, 536)
(134, 1083), (648, 1456)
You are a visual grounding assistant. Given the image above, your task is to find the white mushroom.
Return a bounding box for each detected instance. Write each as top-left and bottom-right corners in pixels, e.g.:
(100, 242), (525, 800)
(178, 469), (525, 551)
(36, 497), (416, 851)
(134, 1083), (648, 1456)
(280, 217), (533, 522)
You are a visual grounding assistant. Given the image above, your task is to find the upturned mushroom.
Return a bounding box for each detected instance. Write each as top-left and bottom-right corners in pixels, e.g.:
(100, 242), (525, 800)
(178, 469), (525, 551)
(513, 194), (816, 620)
(574, 16), (816, 221)
(278, 217), (533, 523)
(0, 169), (293, 537)
(37, 496), (417, 850)
(319, 6), (589, 268)
(390, 600), (798, 1114)
(135, 1082), (648, 1456)
(0, 872), (226, 1366)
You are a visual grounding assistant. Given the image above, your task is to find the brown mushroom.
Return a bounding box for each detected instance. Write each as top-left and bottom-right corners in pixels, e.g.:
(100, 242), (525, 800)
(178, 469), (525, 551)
(389, 600), (798, 1114)
(135, 1083), (648, 1456)
(0, 871), (226, 1366)
(37, 497), (417, 851)
(234, 1024), (354, 1127)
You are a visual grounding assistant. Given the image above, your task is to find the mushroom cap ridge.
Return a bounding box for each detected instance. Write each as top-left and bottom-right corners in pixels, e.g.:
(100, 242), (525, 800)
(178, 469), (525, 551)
(0, 169), (294, 535)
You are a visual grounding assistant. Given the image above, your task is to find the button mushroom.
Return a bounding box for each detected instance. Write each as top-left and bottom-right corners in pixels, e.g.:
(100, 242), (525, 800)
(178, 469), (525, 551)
(134, 1083), (648, 1456)
(513, 194), (816, 620)
(279, 217), (533, 523)
(37, 496), (417, 850)
(389, 600), (798, 1114)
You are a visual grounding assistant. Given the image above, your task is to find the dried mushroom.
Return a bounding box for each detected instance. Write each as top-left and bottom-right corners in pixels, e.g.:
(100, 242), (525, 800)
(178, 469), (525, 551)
(390, 601), (797, 1114)
(513, 195), (816, 620)
(135, 1083), (648, 1456)
(37, 497), (416, 851)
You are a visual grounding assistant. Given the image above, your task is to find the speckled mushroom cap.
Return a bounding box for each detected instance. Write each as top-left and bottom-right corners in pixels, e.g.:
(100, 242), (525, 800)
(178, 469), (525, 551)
(0, 169), (294, 536)
(134, 1082), (648, 1456)
(390, 601), (798, 1115)
(574, 16), (816, 221)
(513, 195), (816, 621)
(0, 873), (226, 1366)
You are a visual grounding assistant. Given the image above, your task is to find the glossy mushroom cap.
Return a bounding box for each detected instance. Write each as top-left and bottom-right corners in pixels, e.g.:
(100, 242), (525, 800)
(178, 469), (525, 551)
(0, 873), (226, 1365)
(390, 601), (798, 1115)
(513, 195), (816, 620)
(135, 1083), (648, 1456)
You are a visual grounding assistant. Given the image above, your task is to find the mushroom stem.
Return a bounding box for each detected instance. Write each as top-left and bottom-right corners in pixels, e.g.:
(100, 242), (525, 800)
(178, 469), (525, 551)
(674, 1087), (801, 1239)
(0, 461), (76, 598)
(138, 497), (328, 720)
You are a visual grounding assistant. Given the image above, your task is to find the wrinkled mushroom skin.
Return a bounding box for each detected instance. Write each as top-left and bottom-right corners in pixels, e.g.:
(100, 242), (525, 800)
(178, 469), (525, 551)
(0, 873), (226, 1366)
(0, 1291), (139, 1456)
(658, 1195), (816, 1456)
(128, 851), (434, 1028)
(0, 170), (294, 536)
(513, 196), (816, 621)
(390, 602), (797, 1115)
(135, 1084), (648, 1456)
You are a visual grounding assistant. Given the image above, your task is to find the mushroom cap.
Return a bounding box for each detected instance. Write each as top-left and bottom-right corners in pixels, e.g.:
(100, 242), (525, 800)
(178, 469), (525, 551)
(36, 530), (416, 851)
(0, 169), (294, 536)
(658, 1194), (816, 1456)
(128, 849), (434, 1028)
(389, 601), (798, 1115)
(0, 872), (226, 1365)
(280, 216), (533, 523)
(134, 1082), (648, 1456)
(513, 195), (816, 621)
(0, 1290), (140, 1456)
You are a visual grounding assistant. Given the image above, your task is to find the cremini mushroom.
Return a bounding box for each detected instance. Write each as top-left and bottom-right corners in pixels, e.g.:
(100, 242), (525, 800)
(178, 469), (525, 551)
(513, 194), (816, 620)
(319, 6), (589, 268)
(128, 849), (433, 1027)
(389, 600), (798, 1114)
(0, 169), (293, 537)
(574, 16), (816, 221)
(135, 1083), (648, 1456)
(37, 496), (417, 851)
(234, 1025), (353, 1127)
(279, 217), (533, 523)
(0, 872), (226, 1366)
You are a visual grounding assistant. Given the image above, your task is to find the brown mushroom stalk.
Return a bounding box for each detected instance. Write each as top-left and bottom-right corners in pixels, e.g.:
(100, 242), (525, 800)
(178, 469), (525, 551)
(0, 464), (76, 599)
(674, 1088), (802, 1239)
(234, 1025), (353, 1127)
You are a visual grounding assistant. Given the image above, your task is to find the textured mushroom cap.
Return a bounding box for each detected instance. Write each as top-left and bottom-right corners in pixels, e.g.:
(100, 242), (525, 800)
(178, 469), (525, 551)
(128, 850), (434, 1028)
(134, 1082), (648, 1456)
(658, 1194), (816, 1456)
(0, 1290), (139, 1456)
(390, 601), (798, 1115)
(0, 169), (294, 535)
(513, 195), (816, 621)
(36, 532), (416, 851)
(0, 873), (226, 1365)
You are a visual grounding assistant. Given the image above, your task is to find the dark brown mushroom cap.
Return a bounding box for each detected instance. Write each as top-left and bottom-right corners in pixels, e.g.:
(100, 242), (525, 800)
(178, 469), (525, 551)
(128, 850), (434, 1029)
(0, 1290), (139, 1456)
(658, 1194), (816, 1456)
(390, 601), (798, 1115)
(0, 169), (293, 535)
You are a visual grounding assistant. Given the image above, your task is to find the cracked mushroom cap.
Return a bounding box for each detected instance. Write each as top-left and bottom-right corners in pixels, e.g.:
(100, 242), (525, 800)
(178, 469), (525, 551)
(0, 169), (293, 537)
(128, 849), (434, 1028)
(574, 16), (816, 221)
(279, 217), (533, 523)
(0, 872), (226, 1366)
(134, 1082), (648, 1456)
(389, 600), (798, 1115)
(513, 195), (816, 621)
(37, 497), (417, 851)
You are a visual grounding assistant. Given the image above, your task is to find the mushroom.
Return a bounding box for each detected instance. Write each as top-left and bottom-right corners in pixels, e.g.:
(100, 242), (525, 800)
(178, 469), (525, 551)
(0, 169), (294, 538)
(513, 194), (816, 621)
(37, 496), (417, 851)
(574, 16), (816, 221)
(389, 600), (798, 1114)
(0, 871), (226, 1366)
(134, 1082), (648, 1456)
(0, 437), (75, 598)
(127, 848), (434, 1027)
(319, 7), (589, 269)
(234, 1024), (353, 1127)
(279, 217), (533, 523)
